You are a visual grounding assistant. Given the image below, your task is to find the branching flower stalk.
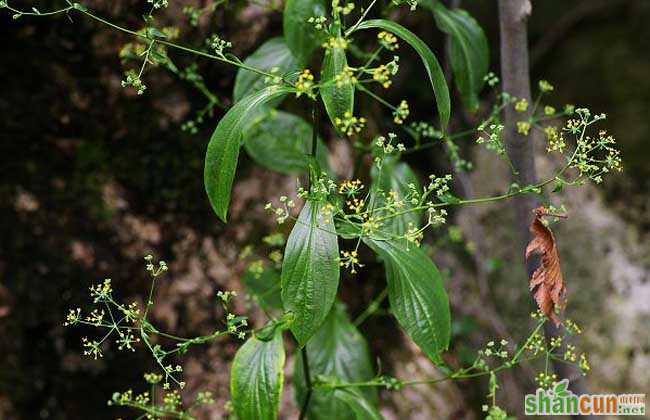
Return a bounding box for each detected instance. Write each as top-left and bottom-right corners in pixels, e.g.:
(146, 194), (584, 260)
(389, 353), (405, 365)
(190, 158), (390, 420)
(65, 256), (248, 391)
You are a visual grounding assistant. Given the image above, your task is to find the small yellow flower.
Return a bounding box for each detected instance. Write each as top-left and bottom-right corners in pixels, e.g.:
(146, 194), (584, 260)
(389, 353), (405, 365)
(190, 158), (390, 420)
(339, 250), (363, 274)
(296, 69), (315, 98)
(338, 179), (364, 195)
(372, 65), (392, 88)
(517, 121), (531, 135)
(544, 126), (565, 153)
(393, 100), (410, 125)
(335, 66), (356, 87)
(538, 80), (554, 93)
(377, 31), (399, 50)
(323, 36), (349, 50)
(335, 112), (367, 136)
(514, 98), (529, 112)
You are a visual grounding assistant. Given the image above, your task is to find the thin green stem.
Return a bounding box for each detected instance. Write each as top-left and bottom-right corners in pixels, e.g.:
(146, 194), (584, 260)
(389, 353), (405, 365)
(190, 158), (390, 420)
(357, 84), (397, 110)
(56, 7), (292, 84)
(354, 287), (389, 326)
(4, 2), (73, 16)
(298, 347), (313, 420)
(346, 0), (379, 36)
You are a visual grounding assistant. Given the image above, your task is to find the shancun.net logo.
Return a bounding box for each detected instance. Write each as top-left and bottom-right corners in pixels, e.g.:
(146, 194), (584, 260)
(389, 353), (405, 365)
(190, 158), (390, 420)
(525, 379), (646, 416)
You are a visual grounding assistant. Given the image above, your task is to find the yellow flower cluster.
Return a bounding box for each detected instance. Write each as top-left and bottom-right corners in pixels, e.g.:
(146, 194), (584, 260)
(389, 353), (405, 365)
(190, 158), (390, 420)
(361, 214), (382, 233)
(332, 0), (355, 15)
(516, 121), (531, 135)
(346, 197), (365, 213)
(323, 36), (349, 50)
(393, 100), (410, 125)
(296, 69), (315, 98)
(335, 112), (367, 136)
(335, 66), (357, 87)
(535, 372), (558, 389)
(514, 98), (529, 112)
(579, 353), (591, 374)
(539, 79), (554, 92)
(544, 126), (566, 153)
(372, 65), (392, 88)
(378, 31), (399, 51)
(338, 179), (364, 195)
(563, 318), (582, 335)
(339, 250), (363, 274)
(563, 344), (577, 362)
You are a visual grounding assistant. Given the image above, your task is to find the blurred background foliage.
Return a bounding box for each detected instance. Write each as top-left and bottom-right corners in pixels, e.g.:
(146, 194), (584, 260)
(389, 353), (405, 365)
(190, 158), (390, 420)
(1, 0), (648, 419)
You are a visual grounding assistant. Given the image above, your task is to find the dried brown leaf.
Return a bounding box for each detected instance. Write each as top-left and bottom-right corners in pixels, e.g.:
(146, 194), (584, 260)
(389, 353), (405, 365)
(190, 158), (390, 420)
(525, 207), (567, 326)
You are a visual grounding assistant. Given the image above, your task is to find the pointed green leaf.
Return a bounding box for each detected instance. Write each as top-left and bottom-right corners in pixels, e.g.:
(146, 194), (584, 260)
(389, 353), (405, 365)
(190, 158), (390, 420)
(233, 38), (300, 104)
(281, 201), (339, 346)
(283, 0), (328, 63)
(320, 31), (355, 131)
(243, 110), (330, 175)
(363, 238), (450, 364)
(425, 0), (489, 111)
(370, 157), (422, 235)
(230, 331), (285, 420)
(294, 302), (378, 419)
(333, 389), (383, 420)
(352, 19), (450, 129)
(204, 85), (294, 222)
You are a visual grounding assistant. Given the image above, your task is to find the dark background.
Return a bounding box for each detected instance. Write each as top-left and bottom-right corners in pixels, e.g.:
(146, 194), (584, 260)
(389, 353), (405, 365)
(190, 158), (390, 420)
(1, 1), (649, 418)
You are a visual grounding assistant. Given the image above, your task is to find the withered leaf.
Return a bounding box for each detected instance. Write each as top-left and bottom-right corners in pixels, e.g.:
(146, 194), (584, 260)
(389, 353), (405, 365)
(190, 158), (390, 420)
(525, 207), (566, 326)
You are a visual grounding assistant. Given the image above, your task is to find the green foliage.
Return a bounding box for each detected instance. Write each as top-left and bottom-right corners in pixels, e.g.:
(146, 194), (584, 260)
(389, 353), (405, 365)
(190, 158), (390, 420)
(294, 303), (378, 419)
(283, 0), (328, 63)
(243, 110), (330, 175)
(204, 85), (295, 222)
(425, 0), (490, 111)
(364, 238), (450, 364)
(241, 261), (283, 312)
(332, 389), (383, 420)
(233, 37), (300, 104)
(281, 200), (339, 346)
(352, 19), (450, 129)
(370, 156), (422, 235)
(231, 330), (286, 420)
(320, 27), (355, 131)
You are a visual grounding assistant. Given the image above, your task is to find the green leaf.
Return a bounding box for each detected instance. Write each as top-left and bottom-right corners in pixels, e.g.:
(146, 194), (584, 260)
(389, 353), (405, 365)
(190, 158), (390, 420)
(425, 0), (489, 111)
(294, 303), (378, 420)
(243, 110), (330, 175)
(230, 331), (285, 420)
(241, 262), (283, 311)
(283, 0), (328, 63)
(320, 28), (355, 131)
(363, 238), (450, 364)
(333, 389), (383, 420)
(335, 219), (362, 240)
(281, 200), (339, 346)
(204, 85), (294, 222)
(370, 157), (422, 235)
(233, 38), (300, 104)
(353, 19), (450, 130)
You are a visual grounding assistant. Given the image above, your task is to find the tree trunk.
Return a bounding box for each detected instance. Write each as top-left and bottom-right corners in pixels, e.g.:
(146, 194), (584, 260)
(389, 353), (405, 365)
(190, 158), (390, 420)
(498, 0), (594, 412)
(498, 0), (538, 238)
